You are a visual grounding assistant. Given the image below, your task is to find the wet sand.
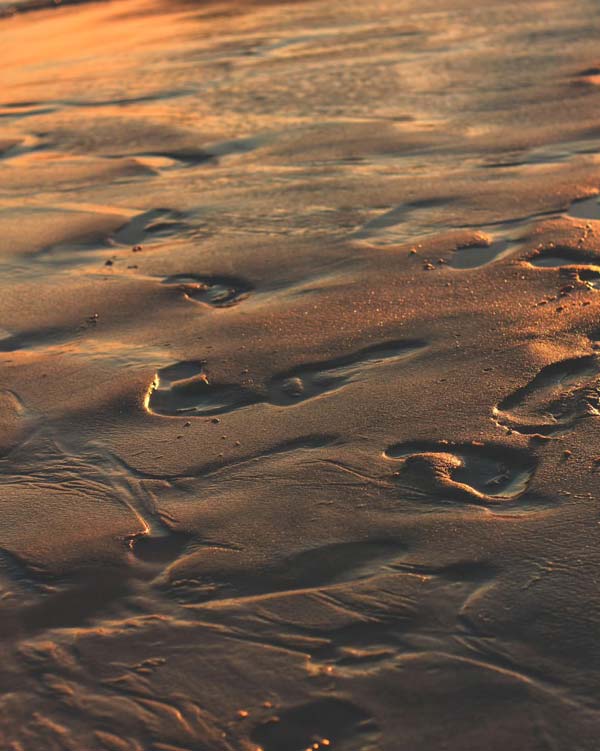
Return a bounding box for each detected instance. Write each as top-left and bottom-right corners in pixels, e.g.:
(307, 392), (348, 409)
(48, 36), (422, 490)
(1, 0), (600, 748)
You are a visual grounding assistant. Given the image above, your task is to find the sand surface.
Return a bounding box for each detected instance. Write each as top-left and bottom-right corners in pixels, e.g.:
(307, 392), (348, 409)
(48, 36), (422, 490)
(2, 0), (600, 748)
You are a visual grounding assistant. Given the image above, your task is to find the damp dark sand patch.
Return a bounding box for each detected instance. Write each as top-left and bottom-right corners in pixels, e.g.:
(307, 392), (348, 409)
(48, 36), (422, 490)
(566, 194), (600, 221)
(447, 214), (548, 269)
(129, 529), (192, 566)
(527, 254), (599, 268)
(449, 237), (516, 269)
(250, 698), (379, 751)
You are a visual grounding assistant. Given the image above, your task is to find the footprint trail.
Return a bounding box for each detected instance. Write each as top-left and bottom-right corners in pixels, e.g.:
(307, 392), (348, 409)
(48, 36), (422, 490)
(146, 340), (428, 417)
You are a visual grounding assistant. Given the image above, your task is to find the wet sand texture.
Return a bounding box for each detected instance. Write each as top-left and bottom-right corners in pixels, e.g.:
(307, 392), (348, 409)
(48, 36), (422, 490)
(2, 0), (600, 749)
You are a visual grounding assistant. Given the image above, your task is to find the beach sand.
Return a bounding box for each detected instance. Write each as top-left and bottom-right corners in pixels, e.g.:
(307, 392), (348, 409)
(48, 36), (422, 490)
(1, 0), (600, 748)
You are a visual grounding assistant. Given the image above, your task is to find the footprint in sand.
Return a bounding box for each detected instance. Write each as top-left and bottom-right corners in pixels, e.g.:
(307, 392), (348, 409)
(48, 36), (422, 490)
(130, 134), (263, 168)
(384, 440), (539, 509)
(146, 340), (427, 417)
(268, 339), (427, 406)
(18, 207), (189, 262)
(147, 360), (260, 416)
(493, 355), (600, 435)
(111, 208), (188, 246)
(354, 197), (449, 241)
(526, 244), (600, 288)
(161, 274), (252, 308)
(449, 237), (516, 269)
(250, 698), (379, 751)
